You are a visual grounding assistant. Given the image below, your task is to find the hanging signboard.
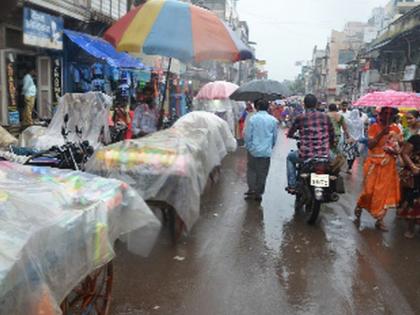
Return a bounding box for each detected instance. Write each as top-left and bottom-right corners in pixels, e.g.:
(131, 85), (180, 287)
(52, 57), (62, 105)
(23, 7), (63, 50)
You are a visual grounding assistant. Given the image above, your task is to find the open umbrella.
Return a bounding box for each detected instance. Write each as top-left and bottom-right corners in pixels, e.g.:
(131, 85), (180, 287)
(104, 0), (254, 63)
(353, 90), (420, 109)
(195, 81), (239, 100)
(193, 81), (242, 135)
(105, 0), (254, 120)
(230, 79), (289, 102)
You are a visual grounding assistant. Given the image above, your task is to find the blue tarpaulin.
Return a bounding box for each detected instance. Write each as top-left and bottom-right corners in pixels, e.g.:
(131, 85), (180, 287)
(64, 29), (145, 69)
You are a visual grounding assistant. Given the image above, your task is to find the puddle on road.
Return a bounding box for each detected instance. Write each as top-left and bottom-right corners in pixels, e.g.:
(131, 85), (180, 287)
(257, 135), (382, 313)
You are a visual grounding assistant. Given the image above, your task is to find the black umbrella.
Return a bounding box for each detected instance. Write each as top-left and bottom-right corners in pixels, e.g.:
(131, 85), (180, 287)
(230, 79), (289, 101)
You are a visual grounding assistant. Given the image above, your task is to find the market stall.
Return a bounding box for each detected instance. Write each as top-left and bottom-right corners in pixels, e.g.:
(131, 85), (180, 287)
(86, 112), (237, 236)
(63, 29), (150, 97)
(0, 161), (161, 315)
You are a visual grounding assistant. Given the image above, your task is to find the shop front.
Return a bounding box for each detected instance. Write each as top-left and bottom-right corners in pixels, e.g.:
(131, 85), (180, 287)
(62, 29), (150, 104)
(0, 7), (63, 126)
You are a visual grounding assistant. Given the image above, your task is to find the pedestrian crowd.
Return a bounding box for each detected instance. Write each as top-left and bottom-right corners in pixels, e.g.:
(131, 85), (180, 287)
(241, 94), (420, 239)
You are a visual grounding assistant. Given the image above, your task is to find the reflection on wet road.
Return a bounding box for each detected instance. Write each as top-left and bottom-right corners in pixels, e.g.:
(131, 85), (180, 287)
(111, 131), (420, 315)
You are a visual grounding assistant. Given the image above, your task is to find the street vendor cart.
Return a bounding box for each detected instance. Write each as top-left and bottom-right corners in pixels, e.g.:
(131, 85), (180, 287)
(86, 112), (237, 242)
(0, 161), (160, 315)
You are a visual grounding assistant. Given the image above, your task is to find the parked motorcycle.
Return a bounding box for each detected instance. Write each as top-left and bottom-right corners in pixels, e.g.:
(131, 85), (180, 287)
(11, 114), (94, 171)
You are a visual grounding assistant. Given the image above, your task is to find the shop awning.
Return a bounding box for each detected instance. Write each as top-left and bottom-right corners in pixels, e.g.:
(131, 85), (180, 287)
(64, 29), (145, 69)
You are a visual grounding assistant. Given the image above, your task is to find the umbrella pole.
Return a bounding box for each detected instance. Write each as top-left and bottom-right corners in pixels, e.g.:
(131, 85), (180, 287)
(159, 57), (172, 129)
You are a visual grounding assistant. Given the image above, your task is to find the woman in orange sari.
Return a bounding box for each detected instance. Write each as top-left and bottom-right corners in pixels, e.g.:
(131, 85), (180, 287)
(354, 107), (402, 231)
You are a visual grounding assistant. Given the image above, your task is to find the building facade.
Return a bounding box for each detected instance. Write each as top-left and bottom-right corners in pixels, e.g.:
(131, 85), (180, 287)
(0, 0), (127, 125)
(188, 0), (257, 86)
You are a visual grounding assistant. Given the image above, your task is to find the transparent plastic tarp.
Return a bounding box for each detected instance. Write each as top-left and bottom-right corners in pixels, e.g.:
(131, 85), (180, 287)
(192, 99), (245, 135)
(0, 161), (160, 315)
(18, 126), (47, 148)
(21, 92), (112, 149)
(86, 112), (237, 230)
(0, 126), (17, 148)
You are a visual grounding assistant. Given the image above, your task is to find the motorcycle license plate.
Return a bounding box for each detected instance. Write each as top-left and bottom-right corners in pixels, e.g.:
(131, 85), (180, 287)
(310, 173), (329, 187)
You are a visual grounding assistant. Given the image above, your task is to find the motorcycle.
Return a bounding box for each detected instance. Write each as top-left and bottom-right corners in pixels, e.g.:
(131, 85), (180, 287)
(294, 157), (340, 224)
(292, 137), (340, 224)
(10, 114), (94, 171)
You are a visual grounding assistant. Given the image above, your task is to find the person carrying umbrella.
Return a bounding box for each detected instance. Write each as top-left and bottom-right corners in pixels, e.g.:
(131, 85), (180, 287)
(244, 99), (278, 202)
(354, 107), (402, 231)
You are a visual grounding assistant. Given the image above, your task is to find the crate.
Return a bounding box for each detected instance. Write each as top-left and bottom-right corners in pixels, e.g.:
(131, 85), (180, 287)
(8, 111), (20, 126)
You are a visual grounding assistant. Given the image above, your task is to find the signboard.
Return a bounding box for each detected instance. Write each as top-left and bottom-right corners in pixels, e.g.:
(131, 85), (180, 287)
(6, 53), (17, 111)
(52, 57), (62, 105)
(403, 64), (417, 82)
(23, 7), (63, 50)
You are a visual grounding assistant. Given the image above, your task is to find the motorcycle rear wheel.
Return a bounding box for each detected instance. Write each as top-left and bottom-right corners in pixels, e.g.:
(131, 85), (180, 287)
(305, 199), (321, 225)
(294, 193), (304, 213)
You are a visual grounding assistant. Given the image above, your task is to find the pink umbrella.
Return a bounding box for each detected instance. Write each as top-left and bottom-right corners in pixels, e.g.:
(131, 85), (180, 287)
(353, 90), (420, 109)
(196, 81), (239, 100)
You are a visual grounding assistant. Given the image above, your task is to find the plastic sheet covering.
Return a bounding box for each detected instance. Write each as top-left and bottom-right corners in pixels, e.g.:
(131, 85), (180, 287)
(192, 99), (245, 135)
(23, 92), (111, 150)
(0, 126), (17, 148)
(173, 111), (237, 154)
(86, 112), (237, 230)
(18, 126), (47, 148)
(64, 30), (145, 69)
(0, 161), (160, 315)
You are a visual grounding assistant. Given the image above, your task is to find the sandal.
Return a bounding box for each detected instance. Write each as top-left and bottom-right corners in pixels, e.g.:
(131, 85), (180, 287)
(354, 207), (362, 226)
(375, 220), (388, 232)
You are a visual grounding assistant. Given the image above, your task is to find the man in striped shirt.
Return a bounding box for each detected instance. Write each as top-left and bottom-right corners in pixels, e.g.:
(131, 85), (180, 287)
(286, 94), (335, 194)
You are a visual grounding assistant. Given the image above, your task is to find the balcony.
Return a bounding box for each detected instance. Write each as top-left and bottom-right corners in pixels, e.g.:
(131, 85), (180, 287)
(396, 1), (420, 15)
(25, 0), (90, 21)
(90, 0), (127, 22)
(24, 0), (127, 22)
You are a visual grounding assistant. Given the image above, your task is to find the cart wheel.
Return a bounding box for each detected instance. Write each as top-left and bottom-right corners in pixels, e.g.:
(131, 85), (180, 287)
(61, 262), (113, 315)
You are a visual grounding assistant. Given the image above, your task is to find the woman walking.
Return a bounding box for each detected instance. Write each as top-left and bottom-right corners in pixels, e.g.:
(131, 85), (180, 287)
(397, 111), (419, 213)
(398, 115), (420, 238)
(343, 109), (364, 174)
(354, 107), (402, 231)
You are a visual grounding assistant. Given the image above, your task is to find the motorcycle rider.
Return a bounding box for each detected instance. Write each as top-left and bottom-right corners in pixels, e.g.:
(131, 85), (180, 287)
(285, 94), (335, 194)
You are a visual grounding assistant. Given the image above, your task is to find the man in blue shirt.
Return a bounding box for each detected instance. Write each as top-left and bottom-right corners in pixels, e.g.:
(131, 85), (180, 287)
(244, 99), (278, 202)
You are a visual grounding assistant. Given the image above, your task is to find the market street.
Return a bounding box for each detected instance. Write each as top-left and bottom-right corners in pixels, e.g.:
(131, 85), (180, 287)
(111, 130), (420, 315)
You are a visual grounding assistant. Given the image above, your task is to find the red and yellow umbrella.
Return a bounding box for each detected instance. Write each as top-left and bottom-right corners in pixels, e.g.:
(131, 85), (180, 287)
(104, 0), (254, 63)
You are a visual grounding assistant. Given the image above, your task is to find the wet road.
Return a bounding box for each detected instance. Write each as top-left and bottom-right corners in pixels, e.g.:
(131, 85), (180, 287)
(111, 131), (420, 315)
